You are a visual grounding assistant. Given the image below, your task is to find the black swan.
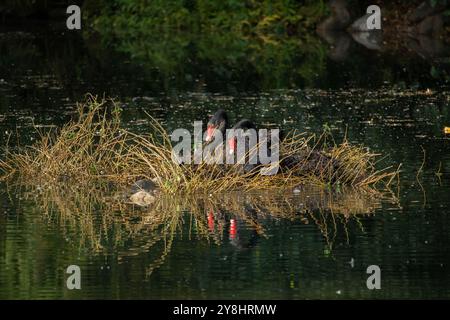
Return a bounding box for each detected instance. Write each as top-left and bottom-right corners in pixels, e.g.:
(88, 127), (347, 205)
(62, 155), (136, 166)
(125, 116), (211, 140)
(204, 110), (263, 173)
(205, 109), (228, 143)
(227, 119), (258, 155)
(206, 109), (340, 178)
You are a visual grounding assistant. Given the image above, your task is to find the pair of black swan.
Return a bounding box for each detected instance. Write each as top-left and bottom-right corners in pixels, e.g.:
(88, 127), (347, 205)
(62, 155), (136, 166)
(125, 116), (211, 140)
(205, 109), (339, 177)
(128, 109), (340, 199)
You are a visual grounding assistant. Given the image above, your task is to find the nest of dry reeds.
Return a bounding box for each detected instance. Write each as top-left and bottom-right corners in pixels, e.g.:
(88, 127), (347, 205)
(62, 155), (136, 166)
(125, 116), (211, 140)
(0, 97), (400, 193)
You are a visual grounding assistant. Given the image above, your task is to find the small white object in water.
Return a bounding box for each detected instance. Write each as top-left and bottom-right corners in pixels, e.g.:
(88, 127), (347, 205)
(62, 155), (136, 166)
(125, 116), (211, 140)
(349, 258), (355, 268)
(336, 290), (342, 295)
(293, 188), (301, 194)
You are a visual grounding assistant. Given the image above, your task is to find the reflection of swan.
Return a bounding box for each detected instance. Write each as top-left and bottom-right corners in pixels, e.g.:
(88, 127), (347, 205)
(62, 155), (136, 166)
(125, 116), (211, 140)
(15, 180), (398, 277)
(207, 204), (260, 251)
(229, 216), (259, 250)
(229, 203), (261, 250)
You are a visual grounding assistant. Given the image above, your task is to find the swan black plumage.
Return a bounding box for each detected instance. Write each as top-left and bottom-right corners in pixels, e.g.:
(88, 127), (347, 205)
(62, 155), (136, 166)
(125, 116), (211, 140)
(205, 109), (340, 178)
(205, 109), (228, 142)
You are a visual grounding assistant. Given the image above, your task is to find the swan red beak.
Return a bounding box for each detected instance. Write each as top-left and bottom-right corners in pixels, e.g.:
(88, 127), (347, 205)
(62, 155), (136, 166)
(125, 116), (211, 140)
(228, 137), (236, 155)
(206, 125), (215, 142)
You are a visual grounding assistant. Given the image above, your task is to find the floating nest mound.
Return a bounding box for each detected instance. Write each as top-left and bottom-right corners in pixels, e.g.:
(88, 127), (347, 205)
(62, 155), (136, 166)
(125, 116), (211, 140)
(0, 97), (400, 193)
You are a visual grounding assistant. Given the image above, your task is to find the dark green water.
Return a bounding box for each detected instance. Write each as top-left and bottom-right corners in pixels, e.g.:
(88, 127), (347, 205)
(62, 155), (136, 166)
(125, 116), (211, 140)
(1, 24), (450, 299)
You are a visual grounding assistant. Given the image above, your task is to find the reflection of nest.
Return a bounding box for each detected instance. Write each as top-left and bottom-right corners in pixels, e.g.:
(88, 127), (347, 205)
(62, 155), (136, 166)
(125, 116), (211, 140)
(8, 179), (400, 278)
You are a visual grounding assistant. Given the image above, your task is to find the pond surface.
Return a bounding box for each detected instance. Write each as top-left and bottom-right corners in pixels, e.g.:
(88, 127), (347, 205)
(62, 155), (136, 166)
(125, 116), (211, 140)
(0, 24), (450, 299)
